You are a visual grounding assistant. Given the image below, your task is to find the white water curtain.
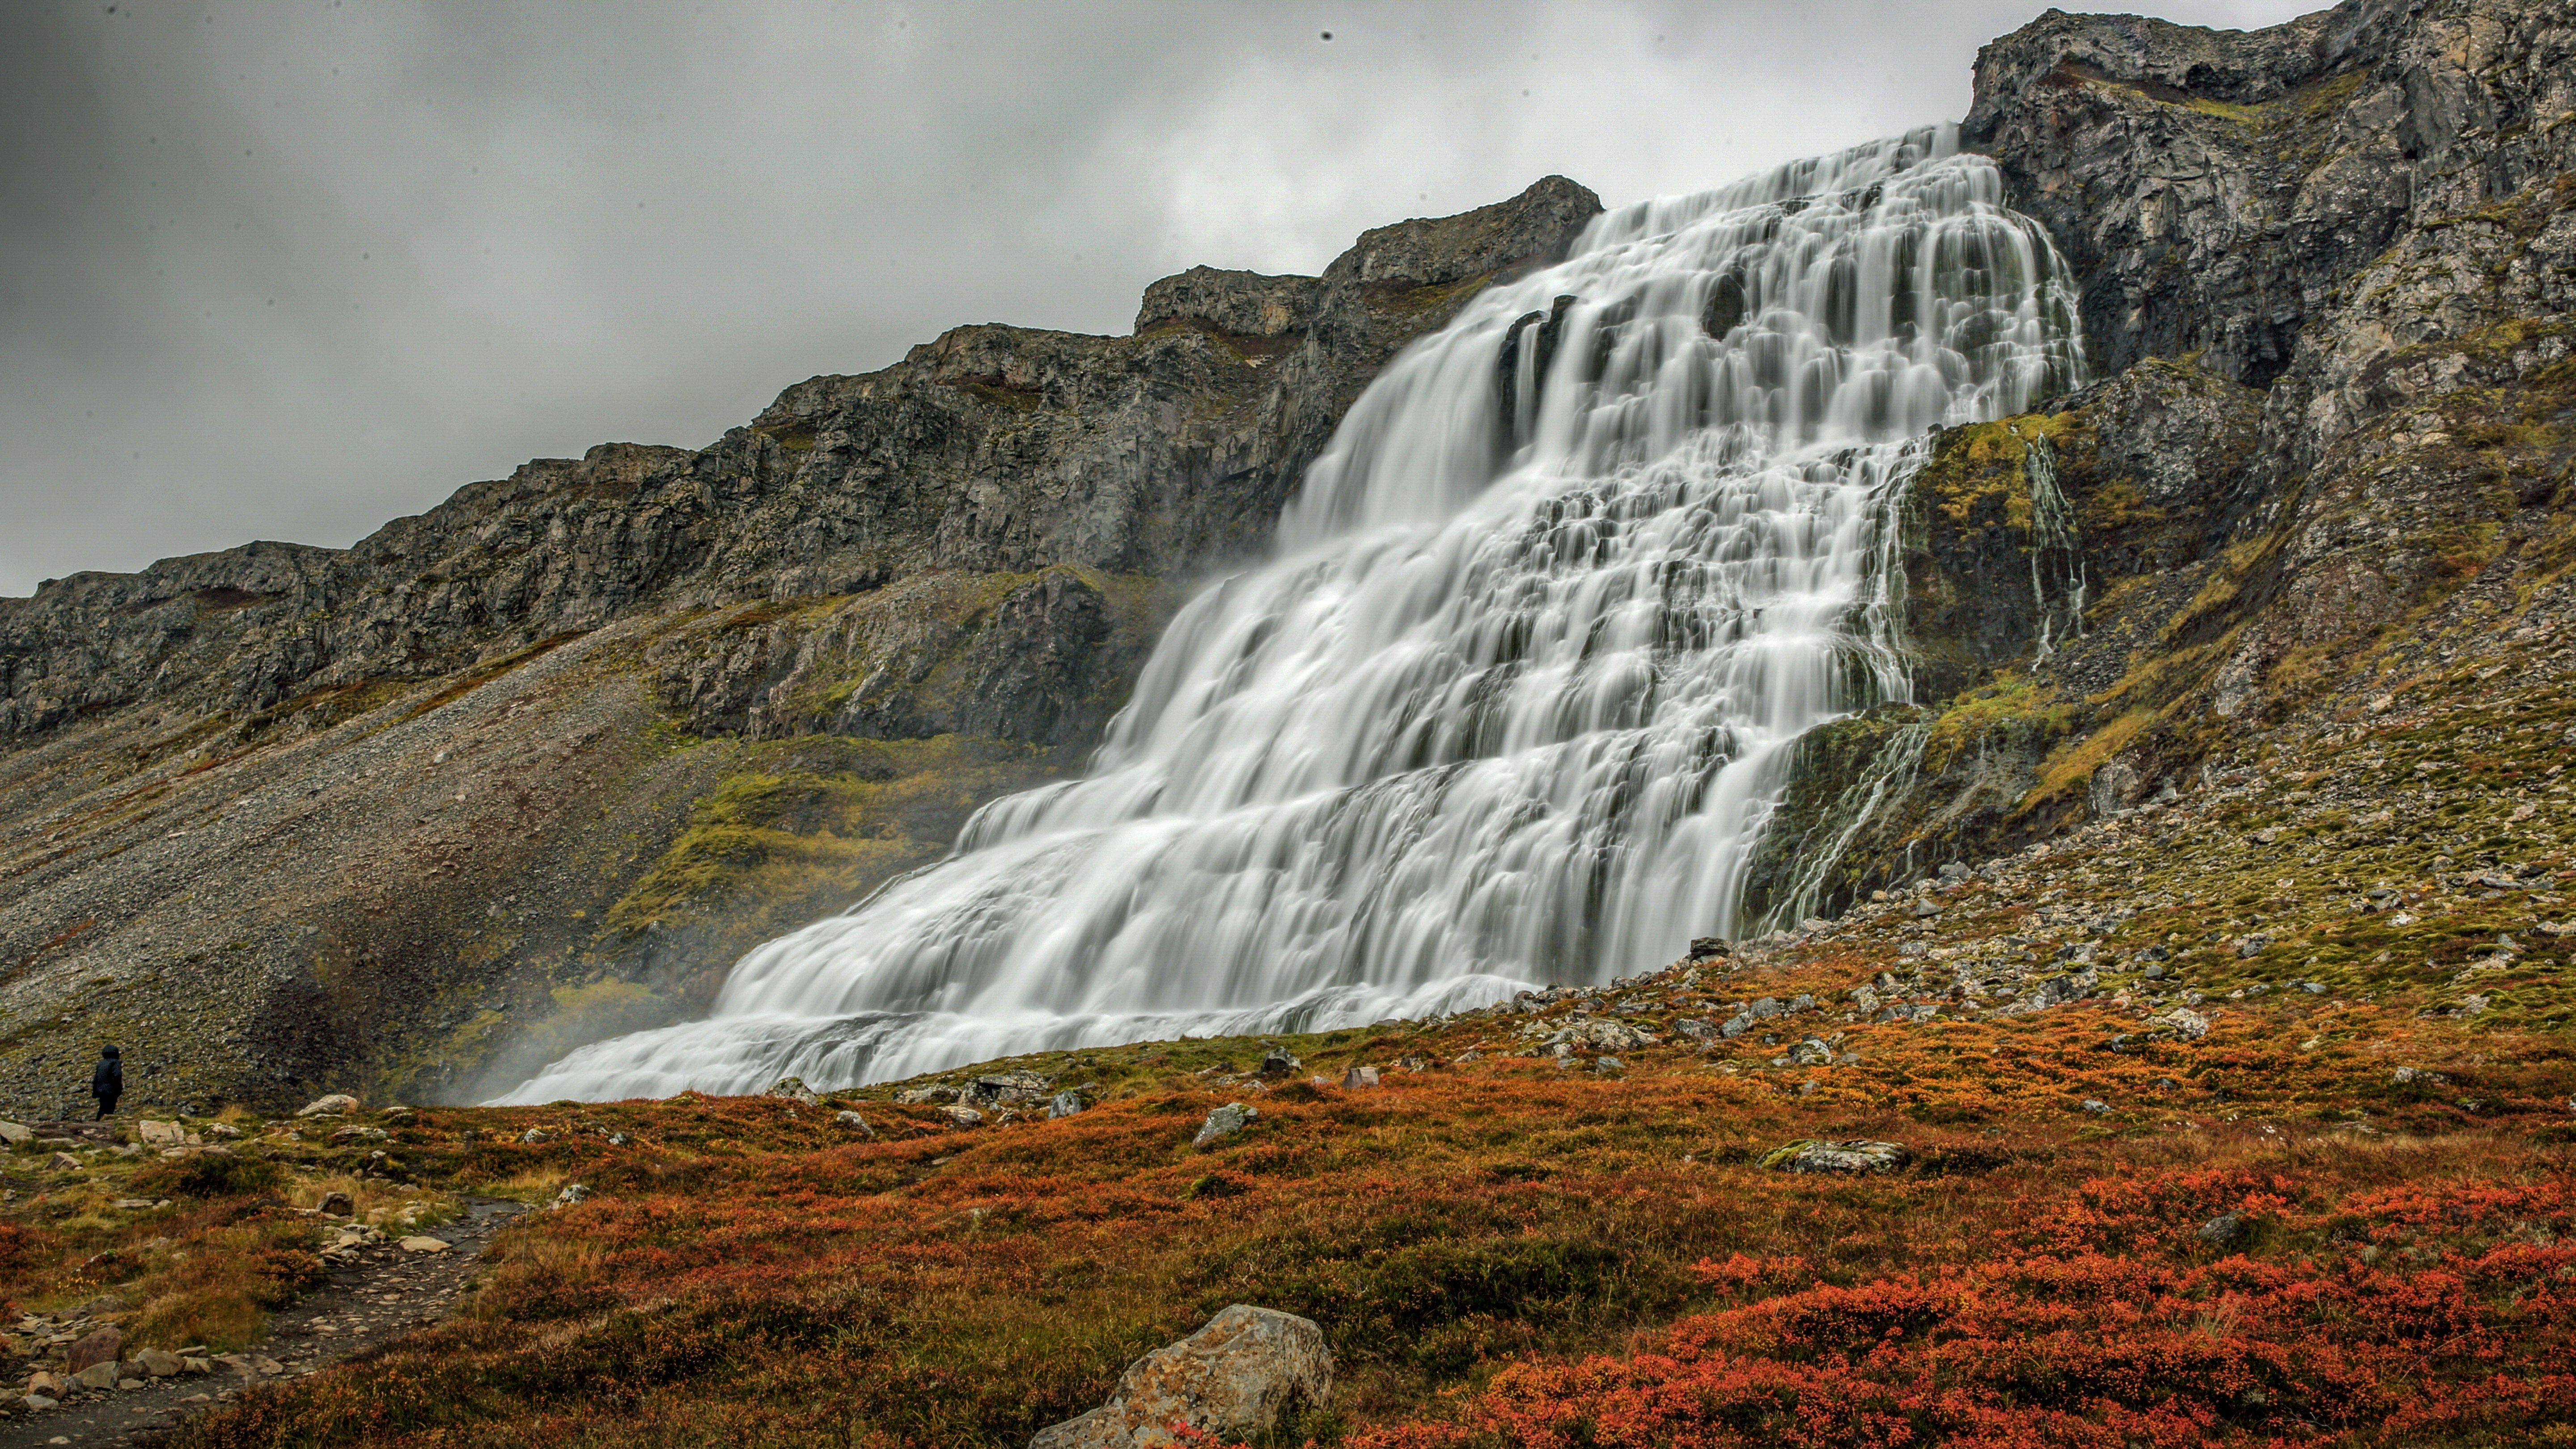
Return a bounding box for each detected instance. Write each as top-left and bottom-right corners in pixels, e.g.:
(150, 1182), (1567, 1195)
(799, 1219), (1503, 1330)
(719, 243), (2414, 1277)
(500, 126), (2084, 1102)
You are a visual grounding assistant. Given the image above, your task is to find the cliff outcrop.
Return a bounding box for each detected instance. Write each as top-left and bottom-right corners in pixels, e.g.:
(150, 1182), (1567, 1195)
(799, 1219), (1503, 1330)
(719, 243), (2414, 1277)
(1750, 0), (2576, 920)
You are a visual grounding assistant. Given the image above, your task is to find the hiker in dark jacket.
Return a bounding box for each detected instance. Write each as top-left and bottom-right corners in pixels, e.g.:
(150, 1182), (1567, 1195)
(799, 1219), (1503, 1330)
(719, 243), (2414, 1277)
(90, 1046), (121, 1120)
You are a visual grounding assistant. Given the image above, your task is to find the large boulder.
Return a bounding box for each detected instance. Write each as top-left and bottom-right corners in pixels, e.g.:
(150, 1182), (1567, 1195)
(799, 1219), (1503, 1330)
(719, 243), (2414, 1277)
(65, 1326), (121, 1375)
(1029, 1305), (1333, 1449)
(1759, 1139), (1911, 1174)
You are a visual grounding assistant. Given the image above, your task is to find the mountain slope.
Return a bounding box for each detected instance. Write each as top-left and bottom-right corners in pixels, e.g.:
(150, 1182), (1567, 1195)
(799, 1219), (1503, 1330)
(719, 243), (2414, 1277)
(0, 180), (1602, 1113)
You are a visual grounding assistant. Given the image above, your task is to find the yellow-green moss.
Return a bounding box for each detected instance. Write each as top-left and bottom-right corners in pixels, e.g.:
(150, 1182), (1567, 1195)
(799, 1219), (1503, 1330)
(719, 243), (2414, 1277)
(598, 735), (1074, 954)
(1917, 414), (2084, 532)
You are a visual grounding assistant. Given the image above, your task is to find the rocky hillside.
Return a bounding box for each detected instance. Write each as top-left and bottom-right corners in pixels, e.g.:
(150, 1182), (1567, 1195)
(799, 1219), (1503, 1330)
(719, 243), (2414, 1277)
(3, 0), (2572, 1123)
(0, 179), (1602, 1114)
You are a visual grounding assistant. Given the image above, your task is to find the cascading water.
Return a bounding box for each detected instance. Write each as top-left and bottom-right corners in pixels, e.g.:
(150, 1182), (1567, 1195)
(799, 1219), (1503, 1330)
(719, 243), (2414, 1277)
(499, 125), (2084, 1103)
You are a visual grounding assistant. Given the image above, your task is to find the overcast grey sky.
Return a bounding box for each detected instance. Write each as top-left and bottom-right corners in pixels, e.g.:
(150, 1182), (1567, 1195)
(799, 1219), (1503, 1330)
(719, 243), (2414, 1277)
(0, 0), (2319, 597)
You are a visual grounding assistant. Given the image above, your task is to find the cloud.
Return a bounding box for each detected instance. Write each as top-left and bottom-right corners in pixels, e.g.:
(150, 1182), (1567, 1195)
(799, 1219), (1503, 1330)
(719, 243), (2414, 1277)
(0, 0), (2318, 596)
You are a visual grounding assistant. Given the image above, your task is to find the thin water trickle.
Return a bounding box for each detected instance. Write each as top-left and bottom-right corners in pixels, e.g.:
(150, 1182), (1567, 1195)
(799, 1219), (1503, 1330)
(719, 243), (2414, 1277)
(499, 126), (2085, 1102)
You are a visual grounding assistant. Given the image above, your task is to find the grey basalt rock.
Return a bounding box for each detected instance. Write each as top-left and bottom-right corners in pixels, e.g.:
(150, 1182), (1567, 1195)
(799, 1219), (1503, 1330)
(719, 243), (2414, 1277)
(1967, 0), (2576, 394)
(1135, 267), (1319, 340)
(1192, 1102), (1256, 1147)
(1029, 1305), (1332, 1449)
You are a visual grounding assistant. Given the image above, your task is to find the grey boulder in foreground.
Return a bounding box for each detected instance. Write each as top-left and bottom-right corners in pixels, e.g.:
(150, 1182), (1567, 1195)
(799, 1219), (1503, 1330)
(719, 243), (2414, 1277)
(1028, 1305), (1333, 1449)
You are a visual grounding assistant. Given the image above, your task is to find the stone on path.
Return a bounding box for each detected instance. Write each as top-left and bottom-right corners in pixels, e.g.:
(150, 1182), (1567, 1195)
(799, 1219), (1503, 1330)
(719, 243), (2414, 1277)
(1027, 1305), (1333, 1449)
(65, 1326), (121, 1375)
(70, 1362), (118, 1391)
(399, 1236), (452, 1254)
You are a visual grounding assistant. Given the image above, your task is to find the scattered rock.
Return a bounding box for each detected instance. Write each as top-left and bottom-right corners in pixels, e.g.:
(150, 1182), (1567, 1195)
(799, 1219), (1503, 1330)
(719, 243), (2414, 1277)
(1256, 1050), (1302, 1079)
(1047, 1092), (1085, 1120)
(1593, 1055), (1623, 1073)
(1788, 1038), (1834, 1066)
(47, 1152), (79, 1170)
(835, 1109), (877, 1136)
(0, 1121), (31, 1145)
(962, 1071), (1052, 1108)
(2393, 1066), (2448, 1087)
(2198, 1212), (2249, 1249)
(1687, 936), (1731, 961)
(136, 1120), (186, 1147)
(1026, 1305), (1333, 1449)
(295, 1094), (360, 1118)
(520, 1127), (547, 1144)
(765, 1076), (819, 1106)
(940, 1104), (986, 1128)
(1758, 1140), (1910, 1174)
(203, 1122), (244, 1140)
(2160, 1008), (2212, 1041)
(21, 1393), (56, 1411)
(318, 1190), (355, 1216)
(552, 1182), (590, 1209)
(1193, 1103), (1256, 1148)
(2081, 1099), (2110, 1114)
(1340, 1066), (1380, 1090)
(66, 1327), (121, 1376)
(398, 1236), (452, 1254)
(134, 1348), (182, 1377)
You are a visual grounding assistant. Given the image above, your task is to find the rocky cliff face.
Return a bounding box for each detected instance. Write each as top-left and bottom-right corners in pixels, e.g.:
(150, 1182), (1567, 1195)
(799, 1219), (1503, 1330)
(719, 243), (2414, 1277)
(0, 178), (1601, 1113)
(1749, 0), (2575, 922)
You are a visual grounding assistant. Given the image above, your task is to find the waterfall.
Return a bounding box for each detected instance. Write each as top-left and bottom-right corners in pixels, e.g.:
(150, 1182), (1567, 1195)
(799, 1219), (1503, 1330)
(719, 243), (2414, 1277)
(498, 125), (2085, 1103)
